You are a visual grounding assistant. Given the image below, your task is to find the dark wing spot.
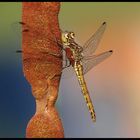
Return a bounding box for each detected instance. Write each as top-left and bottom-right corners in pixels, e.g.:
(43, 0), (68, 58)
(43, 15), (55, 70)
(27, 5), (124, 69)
(103, 22), (106, 25)
(23, 29), (29, 32)
(16, 50), (22, 53)
(19, 22), (26, 25)
(109, 50), (113, 52)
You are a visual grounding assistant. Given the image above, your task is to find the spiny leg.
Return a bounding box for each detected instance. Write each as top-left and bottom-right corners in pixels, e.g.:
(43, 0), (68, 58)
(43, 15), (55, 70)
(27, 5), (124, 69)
(62, 60), (71, 70)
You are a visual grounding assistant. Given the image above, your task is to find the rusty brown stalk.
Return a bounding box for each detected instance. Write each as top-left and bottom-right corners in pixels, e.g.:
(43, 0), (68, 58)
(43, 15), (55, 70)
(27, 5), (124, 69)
(22, 2), (64, 138)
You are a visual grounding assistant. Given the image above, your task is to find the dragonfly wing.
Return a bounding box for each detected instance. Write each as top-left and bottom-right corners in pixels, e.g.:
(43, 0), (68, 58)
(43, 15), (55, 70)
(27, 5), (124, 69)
(82, 50), (113, 75)
(11, 21), (64, 54)
(11, 21), (45, 41)
(83, 22), (107, 56)
(11, 21), (21, 36)
(11, 21), (29, 37)
(61, 50), (113, 79)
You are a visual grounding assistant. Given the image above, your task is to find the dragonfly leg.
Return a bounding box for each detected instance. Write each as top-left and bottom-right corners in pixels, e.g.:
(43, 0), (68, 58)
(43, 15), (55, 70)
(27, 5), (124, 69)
(48, 73), (62, 81)
(50, 28), (65, 52)
(54, 36), (65, 53)
(62, 59), (71, 69)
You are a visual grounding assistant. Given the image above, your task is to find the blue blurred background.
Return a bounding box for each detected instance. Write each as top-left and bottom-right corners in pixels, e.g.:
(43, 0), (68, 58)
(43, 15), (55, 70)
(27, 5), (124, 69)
(1, 2), (140, 138)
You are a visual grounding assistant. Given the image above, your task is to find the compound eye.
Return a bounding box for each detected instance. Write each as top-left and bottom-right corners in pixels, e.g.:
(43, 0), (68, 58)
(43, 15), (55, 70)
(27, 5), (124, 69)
(64, 33), (69, 39)
(70, 32), (75, 38)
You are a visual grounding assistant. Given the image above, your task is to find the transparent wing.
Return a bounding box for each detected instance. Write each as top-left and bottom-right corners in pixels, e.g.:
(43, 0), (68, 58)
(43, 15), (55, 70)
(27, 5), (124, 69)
(11, 21), (29, 36)
(61, 50), (113, 79)
(11, 22), (75, 79)
(11, 21), (46, 41)
(82, 50), (113, 75)
(83, 22), (107, 56)
(11, 21), (64, 55)
(11, 21), (31, 52)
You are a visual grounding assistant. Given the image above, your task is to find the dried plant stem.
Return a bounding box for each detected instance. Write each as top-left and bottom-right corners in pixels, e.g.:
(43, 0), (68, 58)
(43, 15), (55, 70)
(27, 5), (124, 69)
(22, 2), (64, 138)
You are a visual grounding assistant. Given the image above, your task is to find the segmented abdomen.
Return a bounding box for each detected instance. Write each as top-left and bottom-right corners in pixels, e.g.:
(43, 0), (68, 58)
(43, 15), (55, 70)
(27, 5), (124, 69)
(74, 62), (96, 122)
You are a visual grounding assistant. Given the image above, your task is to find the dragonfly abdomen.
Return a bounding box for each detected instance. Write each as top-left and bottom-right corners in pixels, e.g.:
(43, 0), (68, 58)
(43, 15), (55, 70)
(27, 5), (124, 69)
(74, 62), (96, 122)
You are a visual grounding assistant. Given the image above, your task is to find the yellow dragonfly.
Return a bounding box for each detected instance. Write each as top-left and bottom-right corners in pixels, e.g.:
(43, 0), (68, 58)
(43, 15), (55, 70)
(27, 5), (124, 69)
(61, 22), (113, 122)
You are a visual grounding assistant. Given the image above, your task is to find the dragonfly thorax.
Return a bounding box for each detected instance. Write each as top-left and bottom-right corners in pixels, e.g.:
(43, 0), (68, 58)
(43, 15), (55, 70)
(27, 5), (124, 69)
(62, 31), (84, 64)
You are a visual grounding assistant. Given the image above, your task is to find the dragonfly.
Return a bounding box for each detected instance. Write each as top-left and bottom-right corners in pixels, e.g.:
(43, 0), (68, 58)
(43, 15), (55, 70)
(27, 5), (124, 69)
(12, 21), (113, 122)
(61, 22), (113, 122)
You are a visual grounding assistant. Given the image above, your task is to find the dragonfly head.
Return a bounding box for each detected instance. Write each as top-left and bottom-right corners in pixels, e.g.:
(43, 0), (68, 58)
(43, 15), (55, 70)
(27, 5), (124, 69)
(62, 31), (75, 46)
